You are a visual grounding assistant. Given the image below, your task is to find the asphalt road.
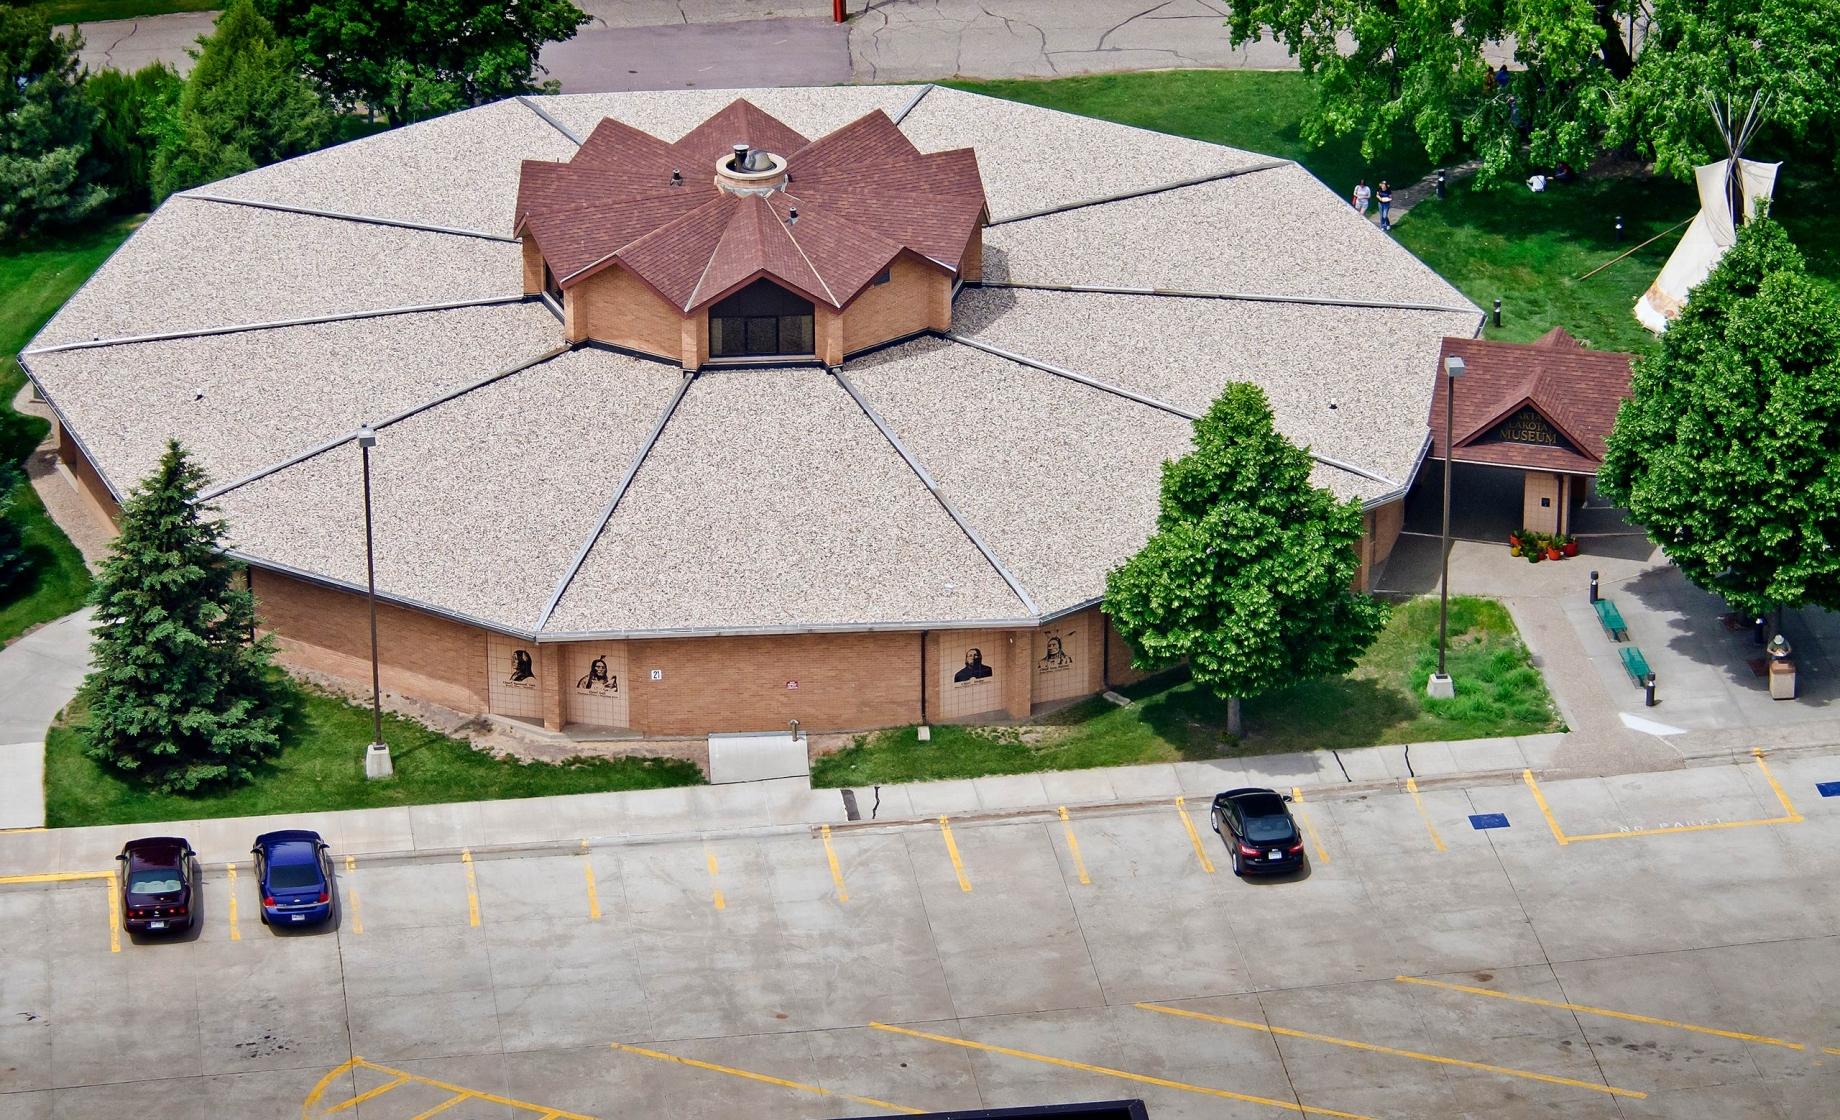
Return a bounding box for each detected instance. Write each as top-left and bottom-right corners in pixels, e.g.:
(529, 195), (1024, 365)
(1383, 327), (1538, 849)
(3, 752), (1838, 1118)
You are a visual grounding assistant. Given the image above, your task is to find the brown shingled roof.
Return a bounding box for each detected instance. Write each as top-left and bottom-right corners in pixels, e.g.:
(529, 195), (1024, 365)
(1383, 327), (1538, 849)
(1429, 328), (1635, 475)
(515, 99), (988, 312)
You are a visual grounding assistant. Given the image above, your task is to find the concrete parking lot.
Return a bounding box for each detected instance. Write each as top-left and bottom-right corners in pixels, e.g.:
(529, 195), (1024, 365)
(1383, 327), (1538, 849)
(3, 752), (1838, 1119)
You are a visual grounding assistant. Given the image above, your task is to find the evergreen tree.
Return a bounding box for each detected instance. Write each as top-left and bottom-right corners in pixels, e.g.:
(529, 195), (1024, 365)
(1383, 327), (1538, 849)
(0, 6), (109, 234)
(151, 0), (333, 201)
(84, 441), (283, 793)
(1105, 383), (1388, 736)
(1599, 218), (1840, 618)
(86, 63), (184, 212)
(0, 465), (27, 594)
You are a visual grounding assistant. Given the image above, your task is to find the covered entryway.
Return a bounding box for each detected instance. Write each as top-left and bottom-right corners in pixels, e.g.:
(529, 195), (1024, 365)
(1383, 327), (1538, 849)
(708, 279), (815, 358)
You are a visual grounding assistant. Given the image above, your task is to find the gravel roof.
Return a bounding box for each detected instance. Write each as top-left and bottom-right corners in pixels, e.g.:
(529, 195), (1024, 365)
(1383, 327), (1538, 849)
(952, 286), (1478, 488)
(980, 163), (1474, 309)
(897, 86), (1273, 222)
(844, 336), (1195, 615)
(30, 198), (520, 348)
(28, 302), (559, 497)
(194, 99), (578, 236)
(219, 348), (686, 630)
(544, 365), (1026, 635)
(533, 85), (923, 147)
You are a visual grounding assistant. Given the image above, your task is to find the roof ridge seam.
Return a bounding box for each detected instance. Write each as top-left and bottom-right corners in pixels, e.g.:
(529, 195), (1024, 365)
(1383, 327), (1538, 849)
(179, 192), (518, 242)
(945, 333), (1400, 488)
(22, 295), (531, 356)
(534, 370), (697, 633)
(984, 158), (1292, 226)
(772, 200), (838, 306)
(515, 94), (585, 145)
(830, 363), (1040, 617)
(197, 343), (575, 502)
(972, 280), (1480, 317)
(891, 83), (935, 126)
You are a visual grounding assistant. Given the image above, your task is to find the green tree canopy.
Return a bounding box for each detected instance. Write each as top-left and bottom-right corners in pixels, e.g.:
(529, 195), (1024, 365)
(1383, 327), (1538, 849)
(255, 0), (591, 124)
(151, 0), (333, 201)
(1598, 219), (1840, 618)
(1221, 0), (1840, 187)
(84, 440), (284, 793)
(1104, 382), (1388, 735)
(0, 6), (108, 235)
(86, 63), (184, 212)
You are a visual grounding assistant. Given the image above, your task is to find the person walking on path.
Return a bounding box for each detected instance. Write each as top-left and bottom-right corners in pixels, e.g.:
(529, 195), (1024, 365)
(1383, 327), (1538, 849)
(1376, 180), (1393, 231)
(1351, 179), (1372, 214)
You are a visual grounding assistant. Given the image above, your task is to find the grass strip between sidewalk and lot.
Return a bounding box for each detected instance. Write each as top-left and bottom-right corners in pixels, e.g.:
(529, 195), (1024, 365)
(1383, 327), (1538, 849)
(812, 596), (1559, 788)
(45, 684), (704, 828)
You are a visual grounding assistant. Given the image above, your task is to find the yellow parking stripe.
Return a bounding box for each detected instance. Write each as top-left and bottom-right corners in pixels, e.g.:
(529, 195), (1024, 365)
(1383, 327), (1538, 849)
(104, 877), (120, 953)
(1752, 747), (1802, 819)
(1058, 807), (1091, 885)
(1137, 1002), (1645, 1099)
(0, 870), (113, 884)
(1290, 788), (1330, 863)
(227, 863), (241, 940)
(1404, 778), (1447, 852)
(705, 847), (725, 910)
(342, 855), (362, 935)
(322, 1074), (410, 1113)
(304, 1057), (597, 1119)
(610, 1041), (921, 1114)
(937, 817), (972, 891)
(1174, 797), (1215, 874)
(408, 1093), (469, 1119)
(1397, 975), (1807, 1051)
(1522, 769), (1569, 844)
(460, 849), (481, 927)
(821, 825), (850, 903)
(581, 842), (602, 921)
(869, 1022), (1371, 1120)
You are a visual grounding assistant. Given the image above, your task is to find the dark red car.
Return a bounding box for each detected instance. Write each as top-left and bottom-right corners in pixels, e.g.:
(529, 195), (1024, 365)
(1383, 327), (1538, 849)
(116, 837), (198, 934)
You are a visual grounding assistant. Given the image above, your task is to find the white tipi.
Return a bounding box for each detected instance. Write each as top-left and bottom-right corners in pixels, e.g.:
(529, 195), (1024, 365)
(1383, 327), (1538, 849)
(1635, 95), (1780, 333)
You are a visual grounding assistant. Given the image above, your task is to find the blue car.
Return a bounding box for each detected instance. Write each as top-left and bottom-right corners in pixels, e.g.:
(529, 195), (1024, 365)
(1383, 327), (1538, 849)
(251, 830), (335, 926)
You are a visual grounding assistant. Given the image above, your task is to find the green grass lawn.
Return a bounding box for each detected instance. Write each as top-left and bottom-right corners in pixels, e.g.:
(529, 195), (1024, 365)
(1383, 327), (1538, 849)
(948, 71), (1435, 205)
(811, 596), (1558, 787)
(46, 684), (704, 827)
(0, 217), (139, 645)
(40, 0), (218, 25)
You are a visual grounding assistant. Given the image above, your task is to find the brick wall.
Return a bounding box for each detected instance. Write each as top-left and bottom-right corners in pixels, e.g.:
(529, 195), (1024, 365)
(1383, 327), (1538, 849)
(960, 227), (983, 283)
(56, 422), (121, 527)
(521, 238), (544, 295)
(572, 265), (683, 361)
(624, 630), (923, 735)
(841, 253), (947, 356)
(1368, 498), (1405, 587)
(254, 570), (489, 714)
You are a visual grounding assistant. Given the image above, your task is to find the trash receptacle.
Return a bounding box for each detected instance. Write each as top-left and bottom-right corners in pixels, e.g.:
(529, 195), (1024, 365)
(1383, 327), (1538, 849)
(1767, 634), (1796, 700)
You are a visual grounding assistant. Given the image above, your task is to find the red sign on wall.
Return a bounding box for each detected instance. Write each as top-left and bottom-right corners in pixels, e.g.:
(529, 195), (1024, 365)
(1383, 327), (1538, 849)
(786, 680), (799, 690)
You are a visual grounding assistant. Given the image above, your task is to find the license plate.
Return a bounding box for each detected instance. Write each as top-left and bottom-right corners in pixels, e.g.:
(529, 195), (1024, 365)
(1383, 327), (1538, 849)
(1268, 850), (1282, 860)
(147, 921), (167, 930)
(290, 914), (305, 922)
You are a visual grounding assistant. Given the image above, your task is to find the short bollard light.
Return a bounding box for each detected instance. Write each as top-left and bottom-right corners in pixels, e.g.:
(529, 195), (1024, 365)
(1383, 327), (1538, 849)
(1615, 215), (1624, 241)
(1493, 298), (1503, 328)
(1588, 569), (1599, 604)
(1644, 672), (1657, 708)
(1436, 169), (1447, 198)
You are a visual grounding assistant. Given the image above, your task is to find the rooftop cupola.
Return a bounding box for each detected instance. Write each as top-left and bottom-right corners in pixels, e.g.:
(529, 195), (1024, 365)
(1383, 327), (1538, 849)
(715, 142), (788, 196)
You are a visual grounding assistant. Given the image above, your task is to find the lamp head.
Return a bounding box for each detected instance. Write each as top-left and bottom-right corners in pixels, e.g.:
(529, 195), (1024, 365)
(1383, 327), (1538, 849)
(1444, 355), (1467, 379)
(357, 425), (377, 449)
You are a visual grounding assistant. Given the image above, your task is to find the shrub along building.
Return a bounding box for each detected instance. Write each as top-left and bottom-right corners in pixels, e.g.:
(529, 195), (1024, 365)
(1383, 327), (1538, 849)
(20, 86), (1480, 737)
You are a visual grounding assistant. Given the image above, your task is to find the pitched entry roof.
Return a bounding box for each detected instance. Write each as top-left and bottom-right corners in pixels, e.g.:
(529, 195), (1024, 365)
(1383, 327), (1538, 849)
(1430, 328), (1635, 475)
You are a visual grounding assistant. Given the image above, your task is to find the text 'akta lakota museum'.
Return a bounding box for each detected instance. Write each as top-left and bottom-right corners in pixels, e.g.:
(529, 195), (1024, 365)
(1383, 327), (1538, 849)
(21, 85), (1482, 737)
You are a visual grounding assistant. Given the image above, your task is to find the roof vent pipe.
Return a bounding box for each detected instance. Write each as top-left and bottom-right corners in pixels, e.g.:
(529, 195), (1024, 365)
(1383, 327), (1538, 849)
(670, 169), (682, 185)
(732, 143), (749, 169)
(787, 207), (798, 224)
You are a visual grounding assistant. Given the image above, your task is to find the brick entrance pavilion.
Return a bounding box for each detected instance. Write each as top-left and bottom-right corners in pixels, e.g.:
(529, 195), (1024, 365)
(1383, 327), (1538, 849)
(21, 85), (1479, 736)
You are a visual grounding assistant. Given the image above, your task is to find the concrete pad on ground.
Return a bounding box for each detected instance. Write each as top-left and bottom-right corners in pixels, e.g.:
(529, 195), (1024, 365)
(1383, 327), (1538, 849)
(0, 743), (44, 830)
(540, 17), (849, 94)
(1332, 746), (1393, 783)
(971, 772), (1050, 810)
(708, 732), (810, 783)
(903, 778), (983, 817)
(1100, 763), (1182, 800)
(1171, 758), (1255, 797)
(1034, 767), (1119, 805)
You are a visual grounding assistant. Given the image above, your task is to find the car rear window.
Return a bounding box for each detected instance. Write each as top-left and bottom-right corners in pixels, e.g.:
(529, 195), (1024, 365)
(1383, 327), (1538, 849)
(1243, 815), (1293, 842)
(127, 870), (182, 894)
(267, 861), (321, 889)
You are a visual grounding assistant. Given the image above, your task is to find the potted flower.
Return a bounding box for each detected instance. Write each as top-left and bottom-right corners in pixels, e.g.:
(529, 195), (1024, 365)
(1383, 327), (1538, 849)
(1526, 543), (1543, 563)
(1508, 528), (1525, 553)
(1561, 533), (1580, 558)
(1545, 535), (1564, 561)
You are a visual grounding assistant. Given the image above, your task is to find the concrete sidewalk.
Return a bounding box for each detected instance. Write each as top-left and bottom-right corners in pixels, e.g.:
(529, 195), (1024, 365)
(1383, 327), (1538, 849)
(0, 608), (94, 829)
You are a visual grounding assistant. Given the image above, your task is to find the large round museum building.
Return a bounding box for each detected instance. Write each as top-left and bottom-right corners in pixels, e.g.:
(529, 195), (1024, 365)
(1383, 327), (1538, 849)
(21, 85), (1479, 736)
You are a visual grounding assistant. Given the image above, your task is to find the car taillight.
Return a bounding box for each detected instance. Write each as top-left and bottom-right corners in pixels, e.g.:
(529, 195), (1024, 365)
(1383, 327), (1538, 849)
(1237, 842), (1261, 857)
(172, 906), (186, 916)
(317, 891), (330, 904)
(128, 908), (145, 919)
(1287, 842), (1304, 853)
(262, 895), (275, 907)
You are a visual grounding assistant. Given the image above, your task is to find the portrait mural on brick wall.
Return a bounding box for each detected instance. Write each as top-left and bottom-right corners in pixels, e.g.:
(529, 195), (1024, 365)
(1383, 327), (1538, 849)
(508, 649), (536, 684)
(575, 654), (619, 694)
(954, 647), (994, 683)
(1037, 632), (1075, 675)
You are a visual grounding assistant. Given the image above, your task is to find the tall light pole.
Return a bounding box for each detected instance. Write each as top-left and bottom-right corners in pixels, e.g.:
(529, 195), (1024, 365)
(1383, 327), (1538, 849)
(1428, 354), (1465, 700)
(358, 425), (394, 779)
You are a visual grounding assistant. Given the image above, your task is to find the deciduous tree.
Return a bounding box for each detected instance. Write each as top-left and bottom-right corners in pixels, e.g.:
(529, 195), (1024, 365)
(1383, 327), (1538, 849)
(0, 6), (108, 234)
(151, 0), (333, 201)
(1599, 219), (1840, 618)
(84, 441), (284, 793)
(255, 0), (591, 124)
(1105, 383), (1388, 736)
(86, 63), (184, 212)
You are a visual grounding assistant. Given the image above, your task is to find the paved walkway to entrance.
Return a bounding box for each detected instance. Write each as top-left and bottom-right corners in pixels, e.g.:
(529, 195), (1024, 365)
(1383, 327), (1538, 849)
(0, 609), (94, 829)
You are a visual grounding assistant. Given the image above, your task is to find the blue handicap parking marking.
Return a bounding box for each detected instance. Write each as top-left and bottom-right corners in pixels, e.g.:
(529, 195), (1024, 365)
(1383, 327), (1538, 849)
(1817, 781), (1840, 798)
(1469, 813), (1511, 830)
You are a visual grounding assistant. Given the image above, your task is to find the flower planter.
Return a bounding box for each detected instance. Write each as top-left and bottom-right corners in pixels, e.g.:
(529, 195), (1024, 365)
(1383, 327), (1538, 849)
(1563, 540), (1580, 558)
(1546, 547), (1563, 561)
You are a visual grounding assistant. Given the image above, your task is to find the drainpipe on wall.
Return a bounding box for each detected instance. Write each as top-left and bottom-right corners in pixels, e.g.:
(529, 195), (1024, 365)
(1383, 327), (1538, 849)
(918, 630), (929, 724)
(1101, 616), (1111, 690)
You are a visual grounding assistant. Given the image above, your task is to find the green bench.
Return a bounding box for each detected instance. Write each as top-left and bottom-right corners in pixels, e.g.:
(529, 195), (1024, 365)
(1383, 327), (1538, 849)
(1594, 598), (1628, 641)
(1618, 645), (1651, 685)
